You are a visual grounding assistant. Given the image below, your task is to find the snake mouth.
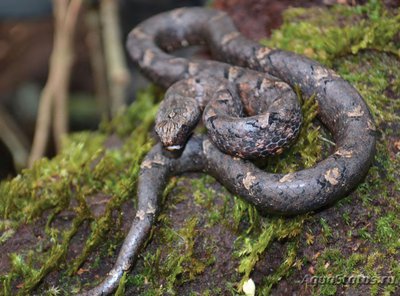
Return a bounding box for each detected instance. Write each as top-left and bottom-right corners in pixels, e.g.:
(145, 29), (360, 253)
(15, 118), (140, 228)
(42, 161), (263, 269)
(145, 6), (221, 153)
(165, 145), (183, 151)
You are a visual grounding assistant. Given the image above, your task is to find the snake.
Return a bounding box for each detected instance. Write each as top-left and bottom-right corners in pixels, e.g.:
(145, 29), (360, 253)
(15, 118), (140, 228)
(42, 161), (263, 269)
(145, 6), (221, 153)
(79, 7), (376, 295)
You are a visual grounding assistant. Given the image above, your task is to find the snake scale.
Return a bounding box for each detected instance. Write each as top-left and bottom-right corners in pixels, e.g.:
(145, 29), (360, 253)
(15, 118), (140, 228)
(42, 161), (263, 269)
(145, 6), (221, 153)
(79, 7), (376, 295)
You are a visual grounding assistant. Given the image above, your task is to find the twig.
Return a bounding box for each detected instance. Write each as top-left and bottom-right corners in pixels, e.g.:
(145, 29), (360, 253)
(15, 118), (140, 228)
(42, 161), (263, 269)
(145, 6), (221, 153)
(0, 106), (30, 171)
(28, 77), (55, 167)
(85, 10), (110, 118)
(100, 0), (130, 116)
(319, 135), (336, 146)
(28, 0), (83, 167)
(53, 0), (83, 151)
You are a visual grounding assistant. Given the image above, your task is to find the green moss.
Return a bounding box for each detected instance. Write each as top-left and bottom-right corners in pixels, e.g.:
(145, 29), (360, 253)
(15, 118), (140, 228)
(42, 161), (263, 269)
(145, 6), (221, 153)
(267, 90), (321, 172)
(319, 218), (333, 241)
(235, 217), (305, 290)
(192, 176), (218, 209)
(115, 272), (127, 296)
(1, 1), (399, 295)
(138, 215), (216, 295)
(375, 213), (400, 252)
(335, 52), (400, 127)
(312, 250), (365, 295)
(261, 1), (400, 65)
(0, 87), (159, 294)
(259, 241), (298, 295)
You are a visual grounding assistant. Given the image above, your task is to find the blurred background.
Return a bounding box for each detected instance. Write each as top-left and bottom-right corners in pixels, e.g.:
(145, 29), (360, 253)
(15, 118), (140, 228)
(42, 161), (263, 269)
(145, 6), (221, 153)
(0, 0), (206, 179)
(1, 0), (397, 180)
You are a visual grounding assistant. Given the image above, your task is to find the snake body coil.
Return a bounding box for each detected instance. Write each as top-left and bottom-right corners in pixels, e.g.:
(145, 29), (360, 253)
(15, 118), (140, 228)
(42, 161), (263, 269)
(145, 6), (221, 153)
(79, 7), (376, 295)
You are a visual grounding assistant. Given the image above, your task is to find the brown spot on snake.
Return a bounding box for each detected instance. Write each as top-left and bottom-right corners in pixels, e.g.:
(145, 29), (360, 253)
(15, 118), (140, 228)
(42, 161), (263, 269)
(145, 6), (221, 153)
(221, 31), (240, 45)
(324, 168), (341, 185)
(348, 105), (364, 117)
(243, 172), (257, 190)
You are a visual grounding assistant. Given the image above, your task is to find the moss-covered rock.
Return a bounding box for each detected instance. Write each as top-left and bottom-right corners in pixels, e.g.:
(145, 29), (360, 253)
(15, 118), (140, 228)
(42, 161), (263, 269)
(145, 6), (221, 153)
(0, 1), (399, 295)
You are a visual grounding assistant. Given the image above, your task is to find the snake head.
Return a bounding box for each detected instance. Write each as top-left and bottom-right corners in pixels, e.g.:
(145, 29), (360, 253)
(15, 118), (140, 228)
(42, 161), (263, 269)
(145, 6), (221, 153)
(155, 97), (201, 151)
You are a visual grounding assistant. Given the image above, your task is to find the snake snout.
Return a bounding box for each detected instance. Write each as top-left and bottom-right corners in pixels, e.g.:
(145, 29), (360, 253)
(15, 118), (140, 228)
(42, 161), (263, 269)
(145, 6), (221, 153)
(155, 97), (202, 150)
(155, 119), (191, 149)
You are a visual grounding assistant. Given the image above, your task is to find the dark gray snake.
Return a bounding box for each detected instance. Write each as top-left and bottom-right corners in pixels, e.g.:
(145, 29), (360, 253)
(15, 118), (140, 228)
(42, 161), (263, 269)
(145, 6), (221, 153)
(79, 7), (376, 295)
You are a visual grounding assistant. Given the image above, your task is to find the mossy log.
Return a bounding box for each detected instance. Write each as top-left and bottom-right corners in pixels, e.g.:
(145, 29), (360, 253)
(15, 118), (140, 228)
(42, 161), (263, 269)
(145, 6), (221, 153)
(0, 2), (399, 295)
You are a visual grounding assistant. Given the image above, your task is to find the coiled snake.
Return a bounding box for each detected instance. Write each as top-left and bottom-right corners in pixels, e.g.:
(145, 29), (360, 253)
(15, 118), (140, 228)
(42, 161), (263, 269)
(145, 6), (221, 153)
(79, 7), (376, 295)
